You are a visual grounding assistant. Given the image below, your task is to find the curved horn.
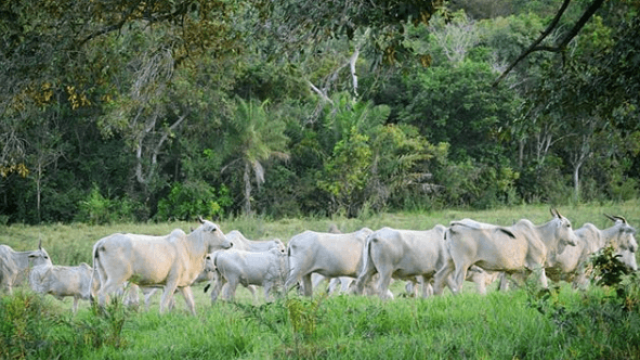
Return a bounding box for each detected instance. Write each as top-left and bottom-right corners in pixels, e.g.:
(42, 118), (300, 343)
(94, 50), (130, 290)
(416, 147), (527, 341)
(614, 215), (628, 224)
(555, 209), (564, 219)
(550, 208), (558, 218)
(197, 215), (205, 224)
(38, 239), (42, 250)
(604, 214), (617, 222)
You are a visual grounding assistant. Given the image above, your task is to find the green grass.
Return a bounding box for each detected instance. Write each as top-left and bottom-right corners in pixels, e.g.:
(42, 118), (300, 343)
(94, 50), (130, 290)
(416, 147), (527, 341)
(2, 200), (640, 359)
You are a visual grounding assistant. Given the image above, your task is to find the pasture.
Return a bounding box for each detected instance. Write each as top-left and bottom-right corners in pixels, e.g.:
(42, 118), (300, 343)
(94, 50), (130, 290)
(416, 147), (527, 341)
(2, 201), (640, 359)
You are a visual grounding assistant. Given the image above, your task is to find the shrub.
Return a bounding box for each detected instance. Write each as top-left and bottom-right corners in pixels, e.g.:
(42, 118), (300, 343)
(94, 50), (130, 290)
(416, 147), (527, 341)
(156, 180), (232, 221)
(75, 184), (142, 225)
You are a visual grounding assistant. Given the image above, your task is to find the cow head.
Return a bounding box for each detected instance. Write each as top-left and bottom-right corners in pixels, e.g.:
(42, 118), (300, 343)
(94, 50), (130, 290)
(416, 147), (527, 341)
(605, 214), (638, 271)
(204, 253), (218, 273)
(195, 217), (233, 252)
(550, 208), (578, 252)
(28, 240), (53, 267)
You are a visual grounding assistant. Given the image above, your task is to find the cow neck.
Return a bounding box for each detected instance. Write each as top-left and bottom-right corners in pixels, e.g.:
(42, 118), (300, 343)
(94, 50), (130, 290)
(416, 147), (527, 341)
(534, 218), (564, 253)
(184, 231), (209, 260)
(12, 250), (41, 271)
(600, 223), (623, 248)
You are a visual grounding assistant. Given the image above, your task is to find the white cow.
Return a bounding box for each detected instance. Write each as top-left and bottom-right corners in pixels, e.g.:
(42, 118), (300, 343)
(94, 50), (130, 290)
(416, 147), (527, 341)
(227, 231), (285, 253)
(126, 230), (283, 309)
(29, 263), (100, 313)
(544, 214), (638, 286)
(355, 225), (457, 299)
(91, 218), (233, 315)
(0, 241), (52, 294)
(205, 247), (287, 303)
(285, 228), (373, 296)
(434, 209), (578, 294)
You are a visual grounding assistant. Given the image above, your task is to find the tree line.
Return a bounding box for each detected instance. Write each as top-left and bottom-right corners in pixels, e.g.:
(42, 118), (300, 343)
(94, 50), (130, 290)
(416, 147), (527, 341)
(0, 0), (638, 224)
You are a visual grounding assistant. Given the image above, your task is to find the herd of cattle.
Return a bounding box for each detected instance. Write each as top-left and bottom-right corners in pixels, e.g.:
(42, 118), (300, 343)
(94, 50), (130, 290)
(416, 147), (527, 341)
(0, 210), (637, 315)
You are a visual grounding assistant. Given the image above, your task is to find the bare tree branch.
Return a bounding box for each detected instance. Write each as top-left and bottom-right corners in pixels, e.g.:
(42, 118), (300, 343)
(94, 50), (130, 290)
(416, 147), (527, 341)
(493, 0), (606, 86)
(493, 0), (572, 86)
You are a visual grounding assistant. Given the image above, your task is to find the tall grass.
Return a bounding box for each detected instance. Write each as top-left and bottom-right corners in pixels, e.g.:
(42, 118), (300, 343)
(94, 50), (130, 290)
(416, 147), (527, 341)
(1, 200), (639, 359)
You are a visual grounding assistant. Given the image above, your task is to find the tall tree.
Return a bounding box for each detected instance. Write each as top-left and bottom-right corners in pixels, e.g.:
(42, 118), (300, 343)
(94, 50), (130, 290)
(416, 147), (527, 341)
(222, 97), (290, 215)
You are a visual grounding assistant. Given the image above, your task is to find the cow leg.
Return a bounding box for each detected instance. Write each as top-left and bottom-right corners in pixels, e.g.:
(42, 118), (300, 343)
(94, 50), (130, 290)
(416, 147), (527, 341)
(73, 296), (80, 314)
(498, 272), (510, 291)
(327, 277), (341, 295)
(451, 260), (472, 295)
(159, 282), (178, 313)
(179, 286), (196, 315)
(210, 277), (225, 304)
(143, 287), (158, 311)
(244, 284), (258, 303)
(538, 268), (549, 289)
(355, 265), (377, 295)
(301, 273), (313, 297)
(263, 282), (273, 302)
(374, 263), (394, 300)
(224, 278), (238, 302)
(98, 278), (124, 308)
(433, 260), (455, 295)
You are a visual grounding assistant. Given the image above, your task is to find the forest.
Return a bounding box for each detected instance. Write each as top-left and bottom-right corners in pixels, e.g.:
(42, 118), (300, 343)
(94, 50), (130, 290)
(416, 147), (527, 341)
(1, 0), (639, 224)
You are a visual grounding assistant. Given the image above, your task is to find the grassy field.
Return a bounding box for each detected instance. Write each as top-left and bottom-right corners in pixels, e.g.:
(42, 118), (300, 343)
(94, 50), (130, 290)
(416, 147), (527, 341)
(1, 200), (640, 359)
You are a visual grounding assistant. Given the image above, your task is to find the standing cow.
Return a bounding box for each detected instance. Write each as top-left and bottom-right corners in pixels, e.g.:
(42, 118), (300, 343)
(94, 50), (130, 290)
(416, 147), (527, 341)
(354, 225), (456, 299)
(0, 241), (52, 295)
(205, 246), (287, 303)
(285, 228), (373, 297)
(127, 230), (283, 309)
(91, 218), (233, 315)
(30, 263), (100, 313)
(544, 214), (637, 287)
(434, 209), (578, 294)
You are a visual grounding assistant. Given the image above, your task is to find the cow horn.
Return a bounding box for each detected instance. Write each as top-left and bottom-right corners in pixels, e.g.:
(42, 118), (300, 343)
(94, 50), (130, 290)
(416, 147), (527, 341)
(615, 215), (628, 224)
(555, 209), (565, 219)
(38, 239), (42, 250)
(604, 214), (616, 222)
(197, 216), (205, 224)
(550, 208), (558, 218)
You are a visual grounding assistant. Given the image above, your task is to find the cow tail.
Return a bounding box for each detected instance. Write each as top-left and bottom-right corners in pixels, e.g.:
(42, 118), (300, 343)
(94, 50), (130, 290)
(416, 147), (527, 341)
(89, 242), (100, 304)
(361, 234), (374, 275)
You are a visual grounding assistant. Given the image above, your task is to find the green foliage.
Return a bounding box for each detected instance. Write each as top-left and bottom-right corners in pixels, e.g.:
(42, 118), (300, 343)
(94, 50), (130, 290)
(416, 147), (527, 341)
(156, 181), (231, 221)
(0, 290), (129, 359)
(0, 0), (639, 223)
(76, 184), (141, 225)
(0, 291), (55, 359)
(319, 127), (372, 217)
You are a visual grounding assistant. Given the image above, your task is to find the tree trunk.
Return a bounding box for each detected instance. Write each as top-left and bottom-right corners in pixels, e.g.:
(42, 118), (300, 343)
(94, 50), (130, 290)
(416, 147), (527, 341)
(573, 161), (582, 203)
(243, 162), (251, 215)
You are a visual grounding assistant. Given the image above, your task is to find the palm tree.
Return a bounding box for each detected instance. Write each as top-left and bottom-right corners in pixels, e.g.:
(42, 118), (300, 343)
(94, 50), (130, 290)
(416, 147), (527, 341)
(222, 97), (290, 215)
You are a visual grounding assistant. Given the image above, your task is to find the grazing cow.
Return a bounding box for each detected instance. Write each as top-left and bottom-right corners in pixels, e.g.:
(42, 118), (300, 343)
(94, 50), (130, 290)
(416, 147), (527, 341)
(434, 209), (578, 294)
(204, 247), (287, 303)
(0, 241), (52, 294)
(29, 263), (99, 313)
(91, 218), (233, 315)
(545, 214), (638, 286)
(355, 225), (457, 299)
(285, 228), (373, 296)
